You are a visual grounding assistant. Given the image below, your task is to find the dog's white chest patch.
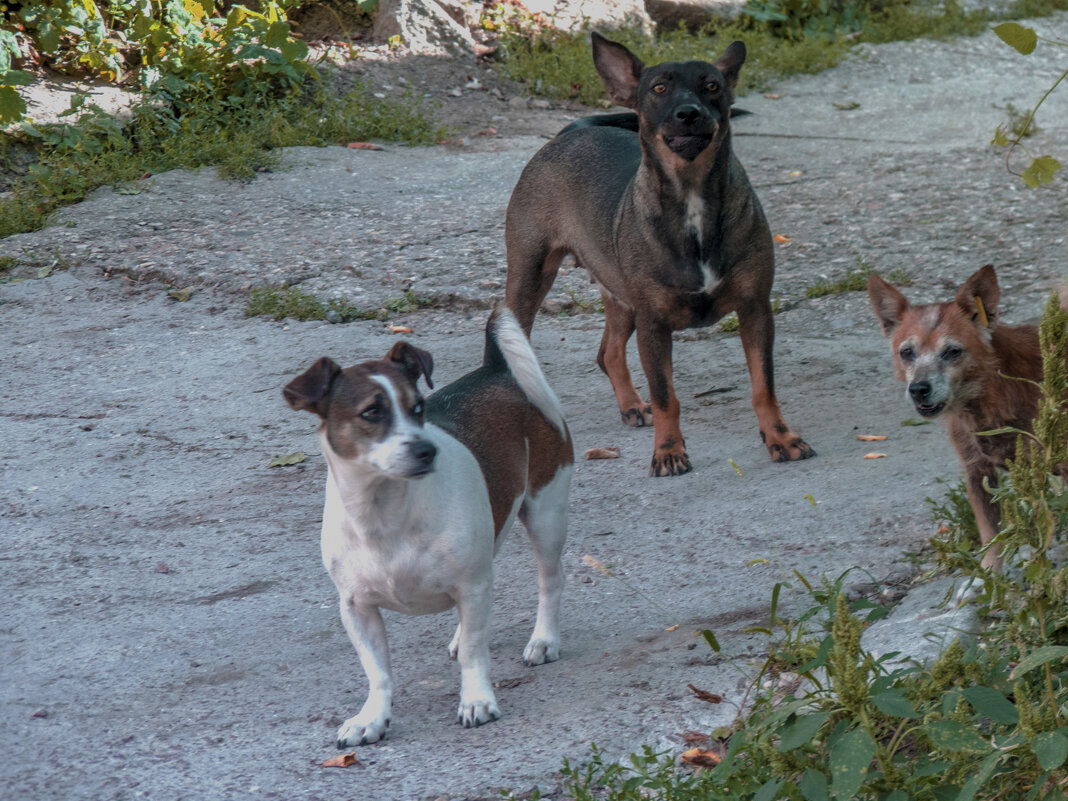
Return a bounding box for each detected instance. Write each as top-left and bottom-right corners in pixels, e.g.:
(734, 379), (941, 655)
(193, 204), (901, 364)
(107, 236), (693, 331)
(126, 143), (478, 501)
(685, 194), (716, 292)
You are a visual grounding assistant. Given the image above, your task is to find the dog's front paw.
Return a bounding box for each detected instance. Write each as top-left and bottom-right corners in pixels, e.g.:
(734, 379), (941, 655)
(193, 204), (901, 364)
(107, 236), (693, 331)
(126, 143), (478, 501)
(523, 635), (560, 666)
(649, 449), (692, 477)
(336, 711), (391, 747)
(765, 433), (815, 463)
(457, 696), (501, 728)
(620, 404), (654, 427)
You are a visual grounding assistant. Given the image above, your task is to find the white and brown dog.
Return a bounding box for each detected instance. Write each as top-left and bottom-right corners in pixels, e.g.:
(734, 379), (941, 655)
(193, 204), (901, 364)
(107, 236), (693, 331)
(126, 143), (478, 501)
(284, 308), (573, 747)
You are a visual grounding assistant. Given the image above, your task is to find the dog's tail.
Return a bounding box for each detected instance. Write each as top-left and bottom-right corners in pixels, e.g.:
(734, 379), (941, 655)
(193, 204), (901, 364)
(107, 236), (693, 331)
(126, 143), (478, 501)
(483, 306), (567, 436)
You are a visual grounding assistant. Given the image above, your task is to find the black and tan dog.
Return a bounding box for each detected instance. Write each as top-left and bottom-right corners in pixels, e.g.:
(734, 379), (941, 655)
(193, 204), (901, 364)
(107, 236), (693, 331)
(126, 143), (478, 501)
(505, 33), (813, 476)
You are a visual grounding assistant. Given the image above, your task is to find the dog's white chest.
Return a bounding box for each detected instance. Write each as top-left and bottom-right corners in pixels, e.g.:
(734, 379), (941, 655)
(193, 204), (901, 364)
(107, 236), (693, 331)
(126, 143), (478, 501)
(685, 193), (717, 293)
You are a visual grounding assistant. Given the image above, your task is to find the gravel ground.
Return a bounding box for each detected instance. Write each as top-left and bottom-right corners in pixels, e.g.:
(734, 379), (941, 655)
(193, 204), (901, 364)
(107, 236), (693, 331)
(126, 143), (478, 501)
(1, 16), (1066, 801)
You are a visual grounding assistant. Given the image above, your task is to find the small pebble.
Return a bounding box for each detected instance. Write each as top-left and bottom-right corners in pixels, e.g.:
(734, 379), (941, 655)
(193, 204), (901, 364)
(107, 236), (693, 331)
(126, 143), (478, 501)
(325, 310), (342, 324)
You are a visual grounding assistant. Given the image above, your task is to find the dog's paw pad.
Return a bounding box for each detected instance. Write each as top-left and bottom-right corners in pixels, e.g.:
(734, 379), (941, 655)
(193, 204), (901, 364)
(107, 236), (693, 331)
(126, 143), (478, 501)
(621, 407), (650, 427)
(457, 699), (501, 728)
(522, 638), (560, 666)
(767, 434), (815, 462)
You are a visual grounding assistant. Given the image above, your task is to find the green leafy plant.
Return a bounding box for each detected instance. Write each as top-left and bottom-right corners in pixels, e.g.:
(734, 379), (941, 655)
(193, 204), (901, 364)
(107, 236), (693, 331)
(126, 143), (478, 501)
(246, 284), (383, 322)
(805, 260), (909, 299)
(991, 21), (1065, 187)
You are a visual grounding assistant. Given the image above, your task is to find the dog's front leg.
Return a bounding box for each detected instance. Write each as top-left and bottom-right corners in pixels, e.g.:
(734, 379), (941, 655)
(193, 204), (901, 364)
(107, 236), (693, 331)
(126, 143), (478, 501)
(736, 299), (815, 462)
(635, 318), (691, 476)
(965, 467), (1004, 572)
(336, 599), (393, 747)
(453, 579), (501, 727)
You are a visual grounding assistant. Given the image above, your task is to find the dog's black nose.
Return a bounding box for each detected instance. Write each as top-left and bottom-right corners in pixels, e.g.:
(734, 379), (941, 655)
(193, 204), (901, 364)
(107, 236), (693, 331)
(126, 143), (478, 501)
(411, 440), (437, 467)
(908, 381), (931, 403)
(674, 104), (703, 125)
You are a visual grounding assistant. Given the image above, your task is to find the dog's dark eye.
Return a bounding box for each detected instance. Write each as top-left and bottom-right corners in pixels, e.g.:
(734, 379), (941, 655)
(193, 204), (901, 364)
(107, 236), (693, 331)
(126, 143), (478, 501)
(360, 404), (384, 422)
(705, 81), (719, 93)
(652, 83), (667, 95)
(942, 345), (963, 361)
(899, 346), (915, 361)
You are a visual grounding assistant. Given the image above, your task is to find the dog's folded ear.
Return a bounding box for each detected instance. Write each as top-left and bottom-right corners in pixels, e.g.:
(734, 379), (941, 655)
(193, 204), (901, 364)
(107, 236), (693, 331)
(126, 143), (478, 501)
(591, 31), (644, 109)
(284, 357), (341, 417)
(955, 264), (999, 329)
(387, 342), (435, 389)
(867, 273), (910, 338)
(714, 41), (746, 100)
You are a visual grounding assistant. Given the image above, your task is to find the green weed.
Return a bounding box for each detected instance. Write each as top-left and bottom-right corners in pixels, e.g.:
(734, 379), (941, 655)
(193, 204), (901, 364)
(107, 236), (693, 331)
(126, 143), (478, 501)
(0, 83), (446, 239)
(383, 290), (435, 314)
(805, 259), (909, 299)
(246, 285), (383, 323)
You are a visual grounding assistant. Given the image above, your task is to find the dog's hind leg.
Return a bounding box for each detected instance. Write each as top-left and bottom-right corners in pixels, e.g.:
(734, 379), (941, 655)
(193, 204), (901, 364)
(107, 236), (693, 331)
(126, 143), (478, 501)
(505, 236), (566, 335)
(736, 298), (815, 462)
(453, 579), (502, 728)
(518, 465), (572, 666)
(597, 293), (653, 427)
(336, 601), (393, 747)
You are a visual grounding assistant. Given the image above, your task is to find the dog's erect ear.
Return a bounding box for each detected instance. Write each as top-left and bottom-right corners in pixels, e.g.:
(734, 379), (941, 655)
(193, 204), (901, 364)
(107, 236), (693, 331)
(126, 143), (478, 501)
(387, 341), (435, 389)
(591, 32), (644, 109)
(283, 357), (341, 417)
(714, 41), (746, 97)
(955, 264), (999, 329)
(867, 273), (910, 338)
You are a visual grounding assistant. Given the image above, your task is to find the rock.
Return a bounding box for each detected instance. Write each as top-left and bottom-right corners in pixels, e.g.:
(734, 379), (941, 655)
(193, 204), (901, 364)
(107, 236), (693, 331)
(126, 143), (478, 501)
(373, 0), (476, 58)
(522, 0), (653, 33)
(644, 0), (746, 32)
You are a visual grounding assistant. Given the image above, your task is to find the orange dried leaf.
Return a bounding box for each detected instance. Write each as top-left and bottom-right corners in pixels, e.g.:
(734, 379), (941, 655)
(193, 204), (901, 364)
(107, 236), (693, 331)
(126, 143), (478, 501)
(680, 747), (723, 768)
(584, 447), (620, 460)
(388, 325), (413, 334)
(937, 524), (950, 535)
(665, 624), (679, 632)
(774, 234), (791, 243)
(763, 93), (783, 100)
(346, 142), (384, 151)
(863, 452), (887, 459)
(856, 434), (888, 441)
(678, 730), (710, 744)
(321, 753), (361, 768)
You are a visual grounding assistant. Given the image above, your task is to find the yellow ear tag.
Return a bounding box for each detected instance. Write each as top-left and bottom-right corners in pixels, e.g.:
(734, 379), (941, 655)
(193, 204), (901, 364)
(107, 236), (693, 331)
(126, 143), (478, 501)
(974, 295), (989, 327)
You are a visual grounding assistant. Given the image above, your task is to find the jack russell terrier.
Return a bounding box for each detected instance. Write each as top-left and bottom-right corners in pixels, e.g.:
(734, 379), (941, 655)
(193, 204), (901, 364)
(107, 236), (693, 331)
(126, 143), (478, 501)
(284, 308), (573, 747)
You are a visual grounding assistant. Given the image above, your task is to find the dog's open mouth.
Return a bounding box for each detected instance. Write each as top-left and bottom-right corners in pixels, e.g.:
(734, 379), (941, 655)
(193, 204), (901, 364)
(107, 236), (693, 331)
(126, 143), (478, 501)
(663, 134), (713, 161)
(914, 401), (946, 418)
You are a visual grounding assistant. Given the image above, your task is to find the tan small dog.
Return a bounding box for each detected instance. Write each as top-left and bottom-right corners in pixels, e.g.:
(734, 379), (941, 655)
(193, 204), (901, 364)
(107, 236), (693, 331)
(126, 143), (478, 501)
(868, 264), (1067, 570)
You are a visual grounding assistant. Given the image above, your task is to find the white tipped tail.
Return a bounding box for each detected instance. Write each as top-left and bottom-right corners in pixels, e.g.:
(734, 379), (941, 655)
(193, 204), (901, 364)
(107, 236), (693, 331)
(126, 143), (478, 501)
(490, 308), (567, 436)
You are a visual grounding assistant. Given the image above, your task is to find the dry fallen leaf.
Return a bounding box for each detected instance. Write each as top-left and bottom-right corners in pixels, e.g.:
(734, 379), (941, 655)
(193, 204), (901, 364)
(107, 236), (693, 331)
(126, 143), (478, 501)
(937, 524), (950, 535)
(856, 434), (888, 441)
(788, 170), (803, 178)
(864, 452), (888, 460)
(388, 325), (413, 334)
(687, 684), (724, 704)
(346, 142), (384, 151)
(168, 287), (193, 302)
(680, 747), (723, 768)
(269, 452), (307, 468)
(154, 562), (170, 574)
(763, 92), (783, 100)
(774, 234), (792, 243)
(584, 447), (620, 460)
(665, 624), (679, 632)
(678, 730), (710, 745)
(474, 127), (498, 137)
(321, 753), (362, 768)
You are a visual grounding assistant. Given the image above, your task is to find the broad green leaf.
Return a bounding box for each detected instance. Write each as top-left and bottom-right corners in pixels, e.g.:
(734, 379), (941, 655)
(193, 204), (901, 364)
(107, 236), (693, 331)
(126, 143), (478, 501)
(994, 22), (1037, 55)
(754, 777), (785, 801)
(962, 686), (1019, 724)
(268, 451), (306, 467)
(830, 727), (876, 798)
(264, 20), (291, 48)
(1021, 156), (1061, 188)
(955, 751), (1004, 801)
(901, 416), (931, 426)
(924, 720), (991, 753)
(0, 69), (34, 86)
(797, 633), (834, 673)
(0, 85), (26, 125)
(885, 792), (908, 801)
(872, 688), (920, 718)
(779, 711), (831, 751)
(1010, 645), (1068, 678)
(281, 37), (309, 62)
(1031, 731), (1068, 770)
(800, 768), (829, 801)
(991, 127), (1010, 147)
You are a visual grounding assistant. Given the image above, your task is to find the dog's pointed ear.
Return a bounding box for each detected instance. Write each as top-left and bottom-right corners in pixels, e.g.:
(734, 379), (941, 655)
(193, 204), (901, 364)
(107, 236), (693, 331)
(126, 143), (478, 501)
(867, 273), (910, 338)
(591, 32), (644, 109)
(387, 341), (434, 389)
(714, 41), (746, 97)
(955, 264), (999, 329)
(284, 357), (341, 417)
